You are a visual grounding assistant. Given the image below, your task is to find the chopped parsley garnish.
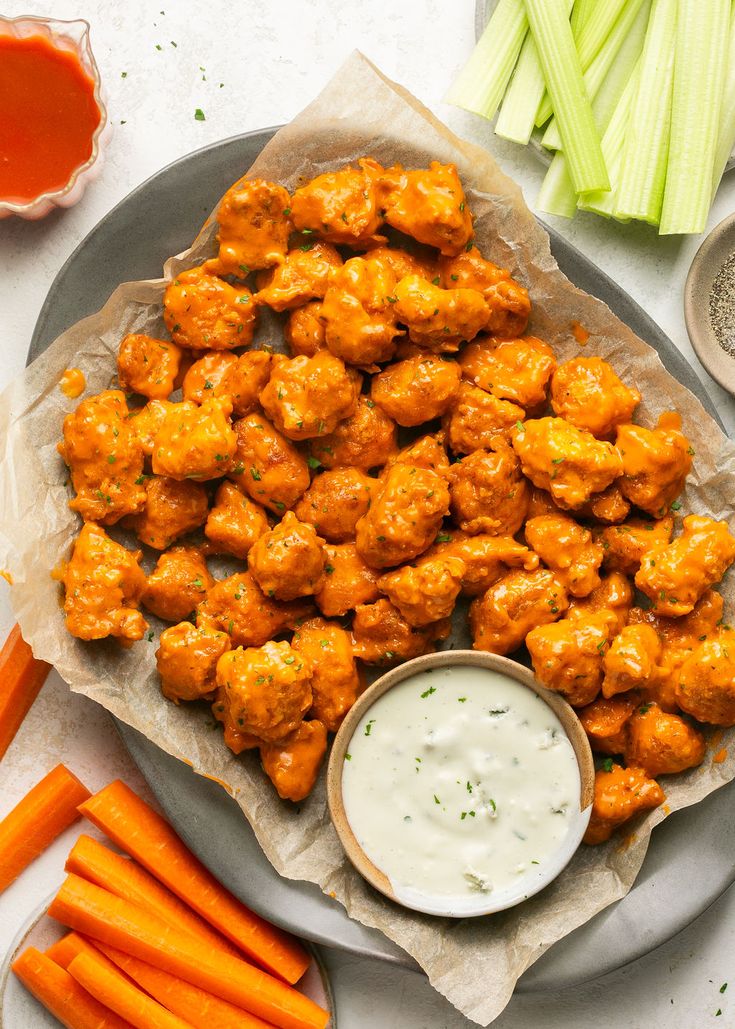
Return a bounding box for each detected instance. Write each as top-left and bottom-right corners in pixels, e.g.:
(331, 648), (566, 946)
(364, 719), (375, 736)
(194, 108), (206, 121)
(420, 686), (436, 698)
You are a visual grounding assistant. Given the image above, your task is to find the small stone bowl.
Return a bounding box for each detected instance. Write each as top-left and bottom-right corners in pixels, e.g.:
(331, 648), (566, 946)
(327, 649), (595, 918)
(684, 212), (735, 395)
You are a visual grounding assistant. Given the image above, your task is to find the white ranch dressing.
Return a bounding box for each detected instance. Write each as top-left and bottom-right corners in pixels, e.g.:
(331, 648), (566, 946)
(341, 666), (580, 910)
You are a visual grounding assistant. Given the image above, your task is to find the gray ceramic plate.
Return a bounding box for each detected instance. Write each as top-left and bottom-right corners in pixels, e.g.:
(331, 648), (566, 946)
(28, 129), (735, 993)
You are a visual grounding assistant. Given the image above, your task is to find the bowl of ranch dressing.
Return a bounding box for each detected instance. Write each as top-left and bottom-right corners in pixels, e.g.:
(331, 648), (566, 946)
(327, 650), (594, 918)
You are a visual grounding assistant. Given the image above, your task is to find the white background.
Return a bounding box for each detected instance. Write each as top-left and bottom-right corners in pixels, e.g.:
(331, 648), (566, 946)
(2, 2), (735, 1026)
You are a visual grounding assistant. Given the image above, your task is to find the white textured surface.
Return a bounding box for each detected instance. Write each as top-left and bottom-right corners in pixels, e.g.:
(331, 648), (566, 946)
(1, 2), (734, 1026)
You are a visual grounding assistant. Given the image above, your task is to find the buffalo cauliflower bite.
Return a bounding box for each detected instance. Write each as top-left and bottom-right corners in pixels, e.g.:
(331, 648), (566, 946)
(182, 351), (238, 405)
(212, 686), (259, 754)
(364, 246), (435, 282)
(351, 598), (449, 664)
(355, 464), (450, 568)
(526, 611), (617, 707)
(130, 476), (208, 550)
(625, 704), (705, 776)
(602, 624), (663, 699)
(259, 351), (361, 441)
(314, 543), (380, 617)
(598, 514), (675, 576)
(577, 694), (638, 756)
(469, 568), (568, 656)
(386, 432), (450, 473)
(568, 572), (633, 634)
(320, 257), (401, 367)
(290, 158), (385, 246)
(584, 765), (665, 845)
(377, 554), (465, 626)
(370, 353), (461, 426)
(117, 335), (182, 400)
(459, 336), (556, 409)
(196, 571), (312, 647)
(616, 411), (692, 516)
(248, 511), (326, 601)
(163, 264), (257, 350)
(583, 483), (631, 525)
(285, 301), (327, 357)
(293, 467), (374, 542)
(291, 617), (362, 732)
(128, 400), (178, 458)
(58, 390), (146, 525)
(155, 621), (229, 703)
(512, 417), (623, 510)
(216, 640), (312, 743)
(376, 161), (473, 256)
(204, 481), (270, 559)
(392, 275), (489, 351)
(221, 351), (274, 418)
(260, 720), (328, 802)
(524, 514), (604, 598)
(142, 546), (213, 623)
(444, 381), (524, 455)
(424, 531), (539, 596)
(438, 246), (531, 338)
(550, 357), (640, 438)
(213, 177), (292, 275)
(255, 242), (342, 312)
(635, 515), (735, 617)
(60, 523), (147, 644)
(152, 396), (236, 481)
(308, 395), (398, 471)
(677, 634), (735, 726)
(228, 413), (310, 514)
(448, 445), (529, 536)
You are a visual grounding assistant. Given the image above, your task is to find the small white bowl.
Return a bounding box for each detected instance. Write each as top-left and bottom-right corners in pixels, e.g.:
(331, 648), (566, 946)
(0, 16), (111, 221)
(327, 650), (594, 918)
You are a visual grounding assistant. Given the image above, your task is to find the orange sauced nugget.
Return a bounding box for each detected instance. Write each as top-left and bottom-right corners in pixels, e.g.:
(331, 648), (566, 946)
(152, 396), (237, 482)
(156, 621), (230, 703)
(142, 546), (213, 624)
(584, 765), (664, 845)
(292, 617), (362, 732)
(163, 264), (257, 350)
(214, 176), (292, 274)
(117, 334), (182, 400)
(260, 720), (329, 802)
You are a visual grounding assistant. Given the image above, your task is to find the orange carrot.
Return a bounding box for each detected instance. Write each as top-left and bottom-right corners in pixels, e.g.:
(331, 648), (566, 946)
(48, 874), (328, 1029)
(0, 764), (91, 893)
(79, 780), (309, 983)
(67, 950), (194, 1029)
(47, 930), (105, 969)
(0, 624), (50, 760)
(11, 946), (132, 1029)
(99, 942), (276, 1029)
(66, 835), (239, 958)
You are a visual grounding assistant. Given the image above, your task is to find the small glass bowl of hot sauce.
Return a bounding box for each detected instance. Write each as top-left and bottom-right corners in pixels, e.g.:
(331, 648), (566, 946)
(0, 16), (111, 220)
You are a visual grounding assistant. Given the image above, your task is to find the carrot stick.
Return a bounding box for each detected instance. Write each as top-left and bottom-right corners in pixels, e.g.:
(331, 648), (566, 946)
(79, 780), (309, 983)
(67, 950), (194, 1029)
(0, 764), (91, 893)
(48, 874), (329, 1029)
(0, 624), (50, 760)
(47, 930), (105, 969)
(66, 835), (239, 958)
(98, 942), (276, 1029)
(11, 946), (133, 1029)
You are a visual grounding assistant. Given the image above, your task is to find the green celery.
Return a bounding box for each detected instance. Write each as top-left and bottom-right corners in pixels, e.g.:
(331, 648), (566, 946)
(614, 0), (677, 225)
(712, 5), (735, 195)
(445, 0), (528, 120)
(570, 0), (598, 38)
(535, 0), (628, 125)
(537, 151), (578, 218)
(578, 59), (642, 218)
(541, 0), (648, 151)
(525, 0), (609, 193)
(660, 0), (730, 234)
(496, 0), (573, 144)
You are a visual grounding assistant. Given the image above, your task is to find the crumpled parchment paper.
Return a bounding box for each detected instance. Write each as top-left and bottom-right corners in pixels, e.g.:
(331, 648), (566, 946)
(1, 53), (735, 1026)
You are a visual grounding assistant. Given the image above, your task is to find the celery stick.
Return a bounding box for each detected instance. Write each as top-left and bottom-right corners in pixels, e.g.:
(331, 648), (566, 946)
(496, 0), (574, 144)
(445, 0), (528, 120)
(712, 6), (735, 195)
(570, 0), (598, 39)
(579, 60), (642, 217)
(541, 0), (648, 151)
(537, 151), (578, 218)
(524, 0), (609, 193)
(660, 0), (730, 234)
(535, 0), (628, 126)
(614, 0), (677, 225)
